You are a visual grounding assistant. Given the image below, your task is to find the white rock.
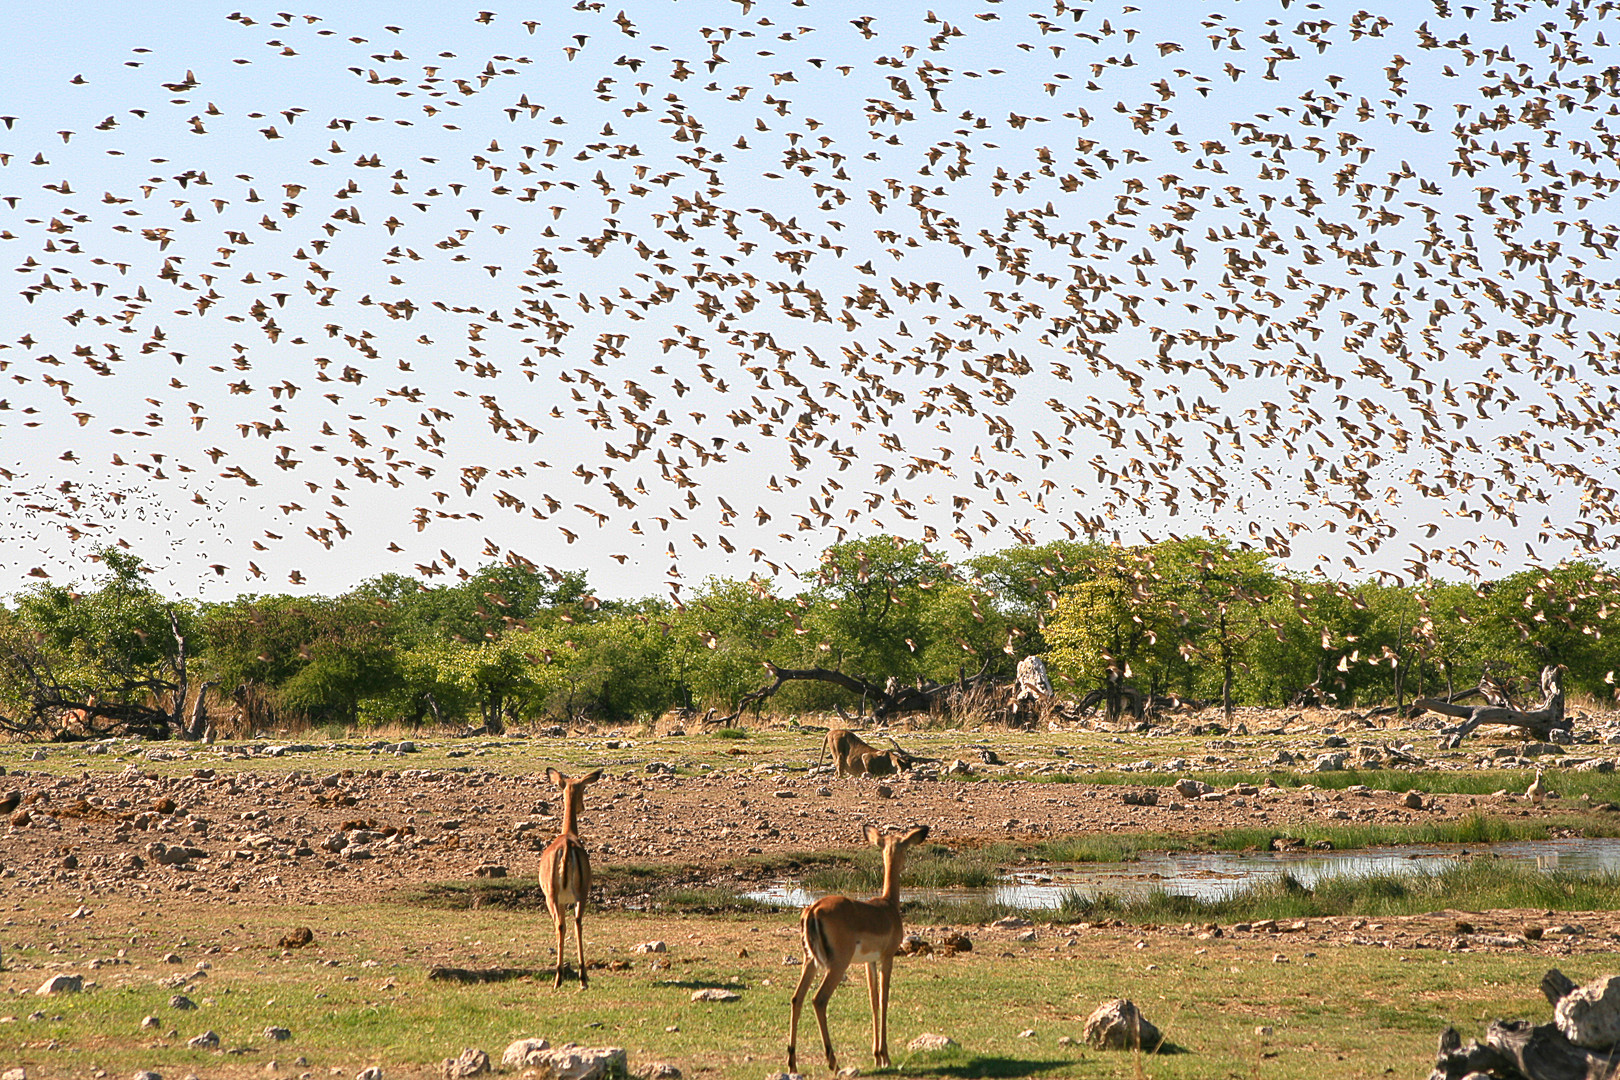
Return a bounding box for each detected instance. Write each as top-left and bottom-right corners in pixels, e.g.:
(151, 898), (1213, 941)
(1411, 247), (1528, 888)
(35, 974), (83, 996)
(905, 1033), (958, 1052)
(632, 941), (667, 954)
(440, 1047), (490, 1078)
(691, 988), (740, 1002)
(501, 1039), (552, 1069)
(1083, 999), (1161, 1051)
(357, 1069), (384, 1080)
(1, 1067), (25, 1080)
(187, 1031), (220, 1049)
(525, 1045), (627, 1080)
(632, 1065), (681, 1080)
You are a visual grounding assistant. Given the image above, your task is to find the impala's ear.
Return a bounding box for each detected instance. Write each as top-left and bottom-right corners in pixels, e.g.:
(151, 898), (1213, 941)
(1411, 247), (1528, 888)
(580, 768), (604, 785)
(863, 823), (882, 847)
(546, 767), (565, 787)
(899, 825), (931, 846)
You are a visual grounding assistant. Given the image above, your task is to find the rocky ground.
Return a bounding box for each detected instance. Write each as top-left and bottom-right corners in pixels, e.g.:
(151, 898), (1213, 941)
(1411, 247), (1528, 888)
(0, 705), (1616, 913)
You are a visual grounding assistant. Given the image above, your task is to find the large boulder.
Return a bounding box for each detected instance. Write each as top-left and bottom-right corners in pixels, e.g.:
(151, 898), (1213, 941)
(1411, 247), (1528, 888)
(526, 1046), (627, 1080)
(1555, 974), (1620, 1050)
(1083, 999), (1161, 1051)
(36, 974), (83, 996)
(501, 1039), (551, 1069)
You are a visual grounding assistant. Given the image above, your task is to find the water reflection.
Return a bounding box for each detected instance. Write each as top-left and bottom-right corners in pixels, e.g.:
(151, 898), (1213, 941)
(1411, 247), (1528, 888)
(746, 837), (1620, 909)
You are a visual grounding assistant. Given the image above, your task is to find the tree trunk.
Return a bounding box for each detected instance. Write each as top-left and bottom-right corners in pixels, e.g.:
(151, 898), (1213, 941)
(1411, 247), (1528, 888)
(1416, 665), (1568, 744)
(168, 611), (187, 738)
(184, 680), (217, 741)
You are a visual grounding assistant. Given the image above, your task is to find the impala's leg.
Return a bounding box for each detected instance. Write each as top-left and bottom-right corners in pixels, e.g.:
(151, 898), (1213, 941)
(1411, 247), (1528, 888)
(573, 900), (589, 989)
(812, 957), (851, 1071)
(875, 955), (894, 1067)
(549, 900), (567, 989)
(787, 955), (818, 1073)
(865, 961), (882, 1066)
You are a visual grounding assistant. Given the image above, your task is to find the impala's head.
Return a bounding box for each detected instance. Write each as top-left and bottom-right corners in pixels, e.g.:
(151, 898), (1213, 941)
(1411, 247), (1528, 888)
(865, 823), (930, 874)
(547, 767), (603, 812)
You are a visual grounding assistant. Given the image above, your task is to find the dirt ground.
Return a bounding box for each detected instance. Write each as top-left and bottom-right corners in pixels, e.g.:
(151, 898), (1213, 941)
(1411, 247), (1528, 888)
(0, 722), (1609, 951)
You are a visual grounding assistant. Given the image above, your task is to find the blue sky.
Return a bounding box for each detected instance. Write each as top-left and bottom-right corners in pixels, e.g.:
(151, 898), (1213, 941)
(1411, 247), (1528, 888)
(1, 0), (1616, 602)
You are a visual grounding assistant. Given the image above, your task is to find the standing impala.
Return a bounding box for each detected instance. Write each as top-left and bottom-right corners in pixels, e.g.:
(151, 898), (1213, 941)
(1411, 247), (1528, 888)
(788, 824), (931, 1073)
(538, 767), (602, 989)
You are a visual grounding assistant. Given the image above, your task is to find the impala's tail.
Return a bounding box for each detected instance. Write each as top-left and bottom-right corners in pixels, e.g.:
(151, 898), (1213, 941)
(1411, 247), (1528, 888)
(801, 908), (835, 970)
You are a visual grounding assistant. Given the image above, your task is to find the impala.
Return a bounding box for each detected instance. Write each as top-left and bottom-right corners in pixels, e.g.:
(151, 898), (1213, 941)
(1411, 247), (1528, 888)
(537, 767), (602, 989)
(787, 823), (931, 1072)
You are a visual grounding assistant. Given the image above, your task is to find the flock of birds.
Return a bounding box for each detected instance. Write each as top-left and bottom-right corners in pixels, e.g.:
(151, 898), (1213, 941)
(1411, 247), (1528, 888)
(1, 1), (1619, 617)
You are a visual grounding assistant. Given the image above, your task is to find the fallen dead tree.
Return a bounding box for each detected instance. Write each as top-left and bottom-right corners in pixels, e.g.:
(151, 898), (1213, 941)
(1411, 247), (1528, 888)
(1073, 674), (1204, 724)
(1414, 665), (1569, 745)
(1429, 969), (1620, 1080)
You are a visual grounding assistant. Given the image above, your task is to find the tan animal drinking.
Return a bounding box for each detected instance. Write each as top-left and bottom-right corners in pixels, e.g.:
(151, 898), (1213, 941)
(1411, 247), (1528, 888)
(818, 729), (917, 778)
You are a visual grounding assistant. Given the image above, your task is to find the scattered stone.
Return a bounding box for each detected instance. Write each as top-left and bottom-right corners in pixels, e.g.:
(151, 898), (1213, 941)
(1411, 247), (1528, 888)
(132, 1072), (161, 1080)
(525, 1044), (627, 1080)
(1555, 974), (1620, 1050)
(1402, 790), (1425, 809)
(1313, 753), (1348, 772)
(633, 1064), (681, 1080)
(939, 932), (972, 955)
(263, 1027), (291, 1042)
(906, 1033), (957, 1052)
(632, 941), (667, 954)
(440, 1048), (491, 1079)
(1, 1068), (23, 1080)
(473, 864), (507, 879)
(187, 1031), (220, 1050)
(1083, 999), (1161, 1051)
(691, 988), (740, 1002)
(35, 974), (82, 996)
(357, 1069), (383, 1080)
(278, 928), (315, 949)
(991, 916), (1033, 929)
(169, 995), (196, 1010)
(141, 1016), (161, 1030)
(501, 1039), (552, 1069)
(1173, 778), (1212, 798)
(1121, 789), (1158, 807)
(875, 784), (894, 799)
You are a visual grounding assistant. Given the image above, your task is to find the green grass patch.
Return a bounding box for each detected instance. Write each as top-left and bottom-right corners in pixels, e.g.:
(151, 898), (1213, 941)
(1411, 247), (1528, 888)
(1049, 858), (1620, 925)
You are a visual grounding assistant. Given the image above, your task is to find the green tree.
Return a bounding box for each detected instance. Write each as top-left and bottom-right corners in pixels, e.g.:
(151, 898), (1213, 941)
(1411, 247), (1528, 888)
(199, 591), (401, 727)
(5, 548), (200, 737)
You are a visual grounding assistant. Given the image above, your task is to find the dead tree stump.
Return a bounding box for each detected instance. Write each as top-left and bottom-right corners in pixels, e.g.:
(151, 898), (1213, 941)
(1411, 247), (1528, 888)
(1429, 969), (1620, 1080)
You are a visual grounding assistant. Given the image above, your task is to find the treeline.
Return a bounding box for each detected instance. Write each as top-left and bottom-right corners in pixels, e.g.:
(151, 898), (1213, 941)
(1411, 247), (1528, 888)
(2, 538), (1617, 738)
